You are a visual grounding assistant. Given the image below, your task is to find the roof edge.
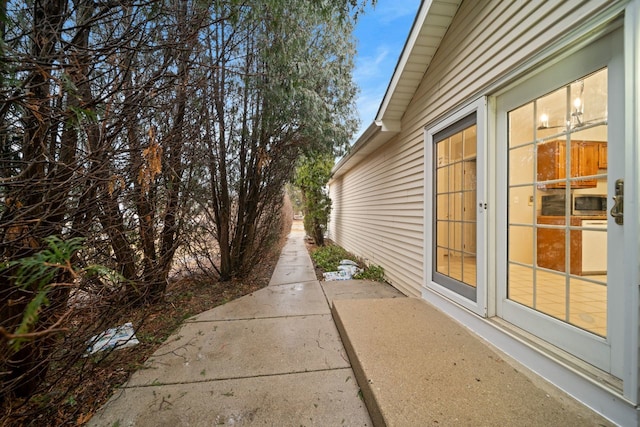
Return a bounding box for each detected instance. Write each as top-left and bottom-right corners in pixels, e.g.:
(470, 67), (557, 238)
(375, 0), (433, 122)
(330, 122), (398, 181)
(331, 0), (461, 180)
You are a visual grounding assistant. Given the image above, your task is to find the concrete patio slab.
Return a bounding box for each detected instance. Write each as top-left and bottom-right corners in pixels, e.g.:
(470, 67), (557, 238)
(321, 279), (405, 303)
(89, 368), (371, 427)
(127, 314), (350, 386)
(189, 280), (329, 321)
(332, 297), (613, 427)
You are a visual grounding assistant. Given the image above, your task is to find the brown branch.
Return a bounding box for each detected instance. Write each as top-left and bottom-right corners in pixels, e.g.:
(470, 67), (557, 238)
(0, 308), (72, 341)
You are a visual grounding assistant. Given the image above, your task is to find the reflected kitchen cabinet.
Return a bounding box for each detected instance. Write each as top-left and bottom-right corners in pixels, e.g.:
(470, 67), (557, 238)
(537, 140), (599, 189)
(536, 215), (607, 275)
(598, 142), (607, 169)
(537, 216), (583, 275)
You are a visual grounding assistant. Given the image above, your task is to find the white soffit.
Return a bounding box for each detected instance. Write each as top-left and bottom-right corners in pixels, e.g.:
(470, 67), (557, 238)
(376, 0), (462, 126)
(332, 0), (462, 180)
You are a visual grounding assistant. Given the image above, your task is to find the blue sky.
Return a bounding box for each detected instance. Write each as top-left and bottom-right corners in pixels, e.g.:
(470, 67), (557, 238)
(352, 0), (421, 141)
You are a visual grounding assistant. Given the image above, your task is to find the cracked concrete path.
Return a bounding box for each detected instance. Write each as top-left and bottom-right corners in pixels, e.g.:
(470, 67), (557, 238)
(90, 221), (617, 426)
(88, 222), (375, 426)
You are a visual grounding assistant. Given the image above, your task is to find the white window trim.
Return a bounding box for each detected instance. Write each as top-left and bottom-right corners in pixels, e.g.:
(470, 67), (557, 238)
(622, 0), (640, 404)
(424, 97), (488, 317)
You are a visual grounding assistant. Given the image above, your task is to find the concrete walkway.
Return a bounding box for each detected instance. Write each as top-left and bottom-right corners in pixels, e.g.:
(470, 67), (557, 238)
(89, 222), (384, 426)
(89, 222), (613, 426)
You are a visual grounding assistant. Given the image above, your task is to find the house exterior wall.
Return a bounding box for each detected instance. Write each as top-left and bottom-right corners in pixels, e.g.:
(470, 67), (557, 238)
(330, 0), (640, 422)
(405, 0), (613, 127)
(329, 0), (613, 298)
(329, 129), (425, 297)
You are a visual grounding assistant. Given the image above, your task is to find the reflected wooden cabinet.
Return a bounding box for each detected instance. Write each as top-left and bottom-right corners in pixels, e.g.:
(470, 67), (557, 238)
(537, 140), (599, 189)
(536, 216), (583, 275)
(598, 142), (608, 169)
(537, 215), (608, 275)
(445, 160), (476, 254)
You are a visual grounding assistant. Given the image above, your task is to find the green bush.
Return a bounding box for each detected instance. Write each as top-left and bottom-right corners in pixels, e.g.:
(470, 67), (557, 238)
(354, 264), (385, 282)
(310, 244), (353, 272)
(311, 244), (386, 282)
(295, 154), (333, 245)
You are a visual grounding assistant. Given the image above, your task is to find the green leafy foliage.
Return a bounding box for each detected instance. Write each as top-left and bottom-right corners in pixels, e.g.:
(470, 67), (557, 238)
(2, 237), (81, 350)
(2, 236), (120, 352)
(7, 236), (83, 290)
(311, 243), (386, 282)
(353, 264), (385, 282)
(295, 154), (334, 245)
(311, 244), (352, 271)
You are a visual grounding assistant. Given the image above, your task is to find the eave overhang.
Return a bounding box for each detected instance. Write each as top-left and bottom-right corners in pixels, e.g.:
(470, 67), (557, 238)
(331, 0), (462, 182)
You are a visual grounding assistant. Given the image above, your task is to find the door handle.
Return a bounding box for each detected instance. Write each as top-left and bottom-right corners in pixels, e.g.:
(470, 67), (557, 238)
(611, 178), (623, 225)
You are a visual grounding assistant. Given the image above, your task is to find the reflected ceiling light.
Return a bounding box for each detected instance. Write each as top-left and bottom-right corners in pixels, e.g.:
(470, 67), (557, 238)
(574, 97), (582, 110)
(572, 97), (584, 127)
(538, 113), (549, 129)
(571, 82), (584, 127)
(537, 112), (565, 130)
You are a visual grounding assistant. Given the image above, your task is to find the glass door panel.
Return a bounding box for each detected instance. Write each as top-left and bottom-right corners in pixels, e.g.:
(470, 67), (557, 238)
(435, 123), (478, 300)
(507, 68), (608, 337)
(498, 28), (624, 377)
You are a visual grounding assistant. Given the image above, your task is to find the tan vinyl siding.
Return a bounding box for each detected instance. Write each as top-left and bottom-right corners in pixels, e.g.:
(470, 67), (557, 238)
(406, 0), (611, 127)
(330, 0), (613, 297)
(329, 132), (424, 297)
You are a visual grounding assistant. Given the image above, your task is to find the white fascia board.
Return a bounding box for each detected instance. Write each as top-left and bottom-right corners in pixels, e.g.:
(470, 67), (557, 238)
(330, 121), (398, 181)
(374, 119), (402, 132)
(332, 1), (461, 180)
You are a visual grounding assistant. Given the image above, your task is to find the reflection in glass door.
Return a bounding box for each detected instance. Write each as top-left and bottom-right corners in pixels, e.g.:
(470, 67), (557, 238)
(507, 69), (608, 337)
(434, 118), (477, 301)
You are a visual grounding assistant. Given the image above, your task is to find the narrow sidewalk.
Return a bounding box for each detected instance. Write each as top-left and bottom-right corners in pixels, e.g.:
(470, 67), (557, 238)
(88, 222), (377, 426)
(89, 221), (613, 426)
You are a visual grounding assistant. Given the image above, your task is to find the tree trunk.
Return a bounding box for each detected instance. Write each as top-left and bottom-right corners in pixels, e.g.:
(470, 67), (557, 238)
(1, 0), (70, 398)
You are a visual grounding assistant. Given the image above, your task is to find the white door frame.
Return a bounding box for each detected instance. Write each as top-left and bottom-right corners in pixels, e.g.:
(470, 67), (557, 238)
(495, 28), (625, 378)
(621, 0), (640, 403)
(424, 97), (488, 316)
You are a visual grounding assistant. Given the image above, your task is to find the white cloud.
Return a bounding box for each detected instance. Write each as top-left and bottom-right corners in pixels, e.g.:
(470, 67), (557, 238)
(354, 46), (390, 81)
(375, 1), (421, 24)
(350, 0), (421, 144)
(357, 89), (385, 123)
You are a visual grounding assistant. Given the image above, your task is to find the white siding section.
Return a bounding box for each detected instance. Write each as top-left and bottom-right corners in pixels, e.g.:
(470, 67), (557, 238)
(405, 0), (612, 128)
(329, 128), (425, 297)
(330, 0), (614, 297)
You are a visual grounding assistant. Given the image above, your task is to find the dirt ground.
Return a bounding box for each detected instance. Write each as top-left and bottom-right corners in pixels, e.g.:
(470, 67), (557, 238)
(2, 224), (290, 426)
